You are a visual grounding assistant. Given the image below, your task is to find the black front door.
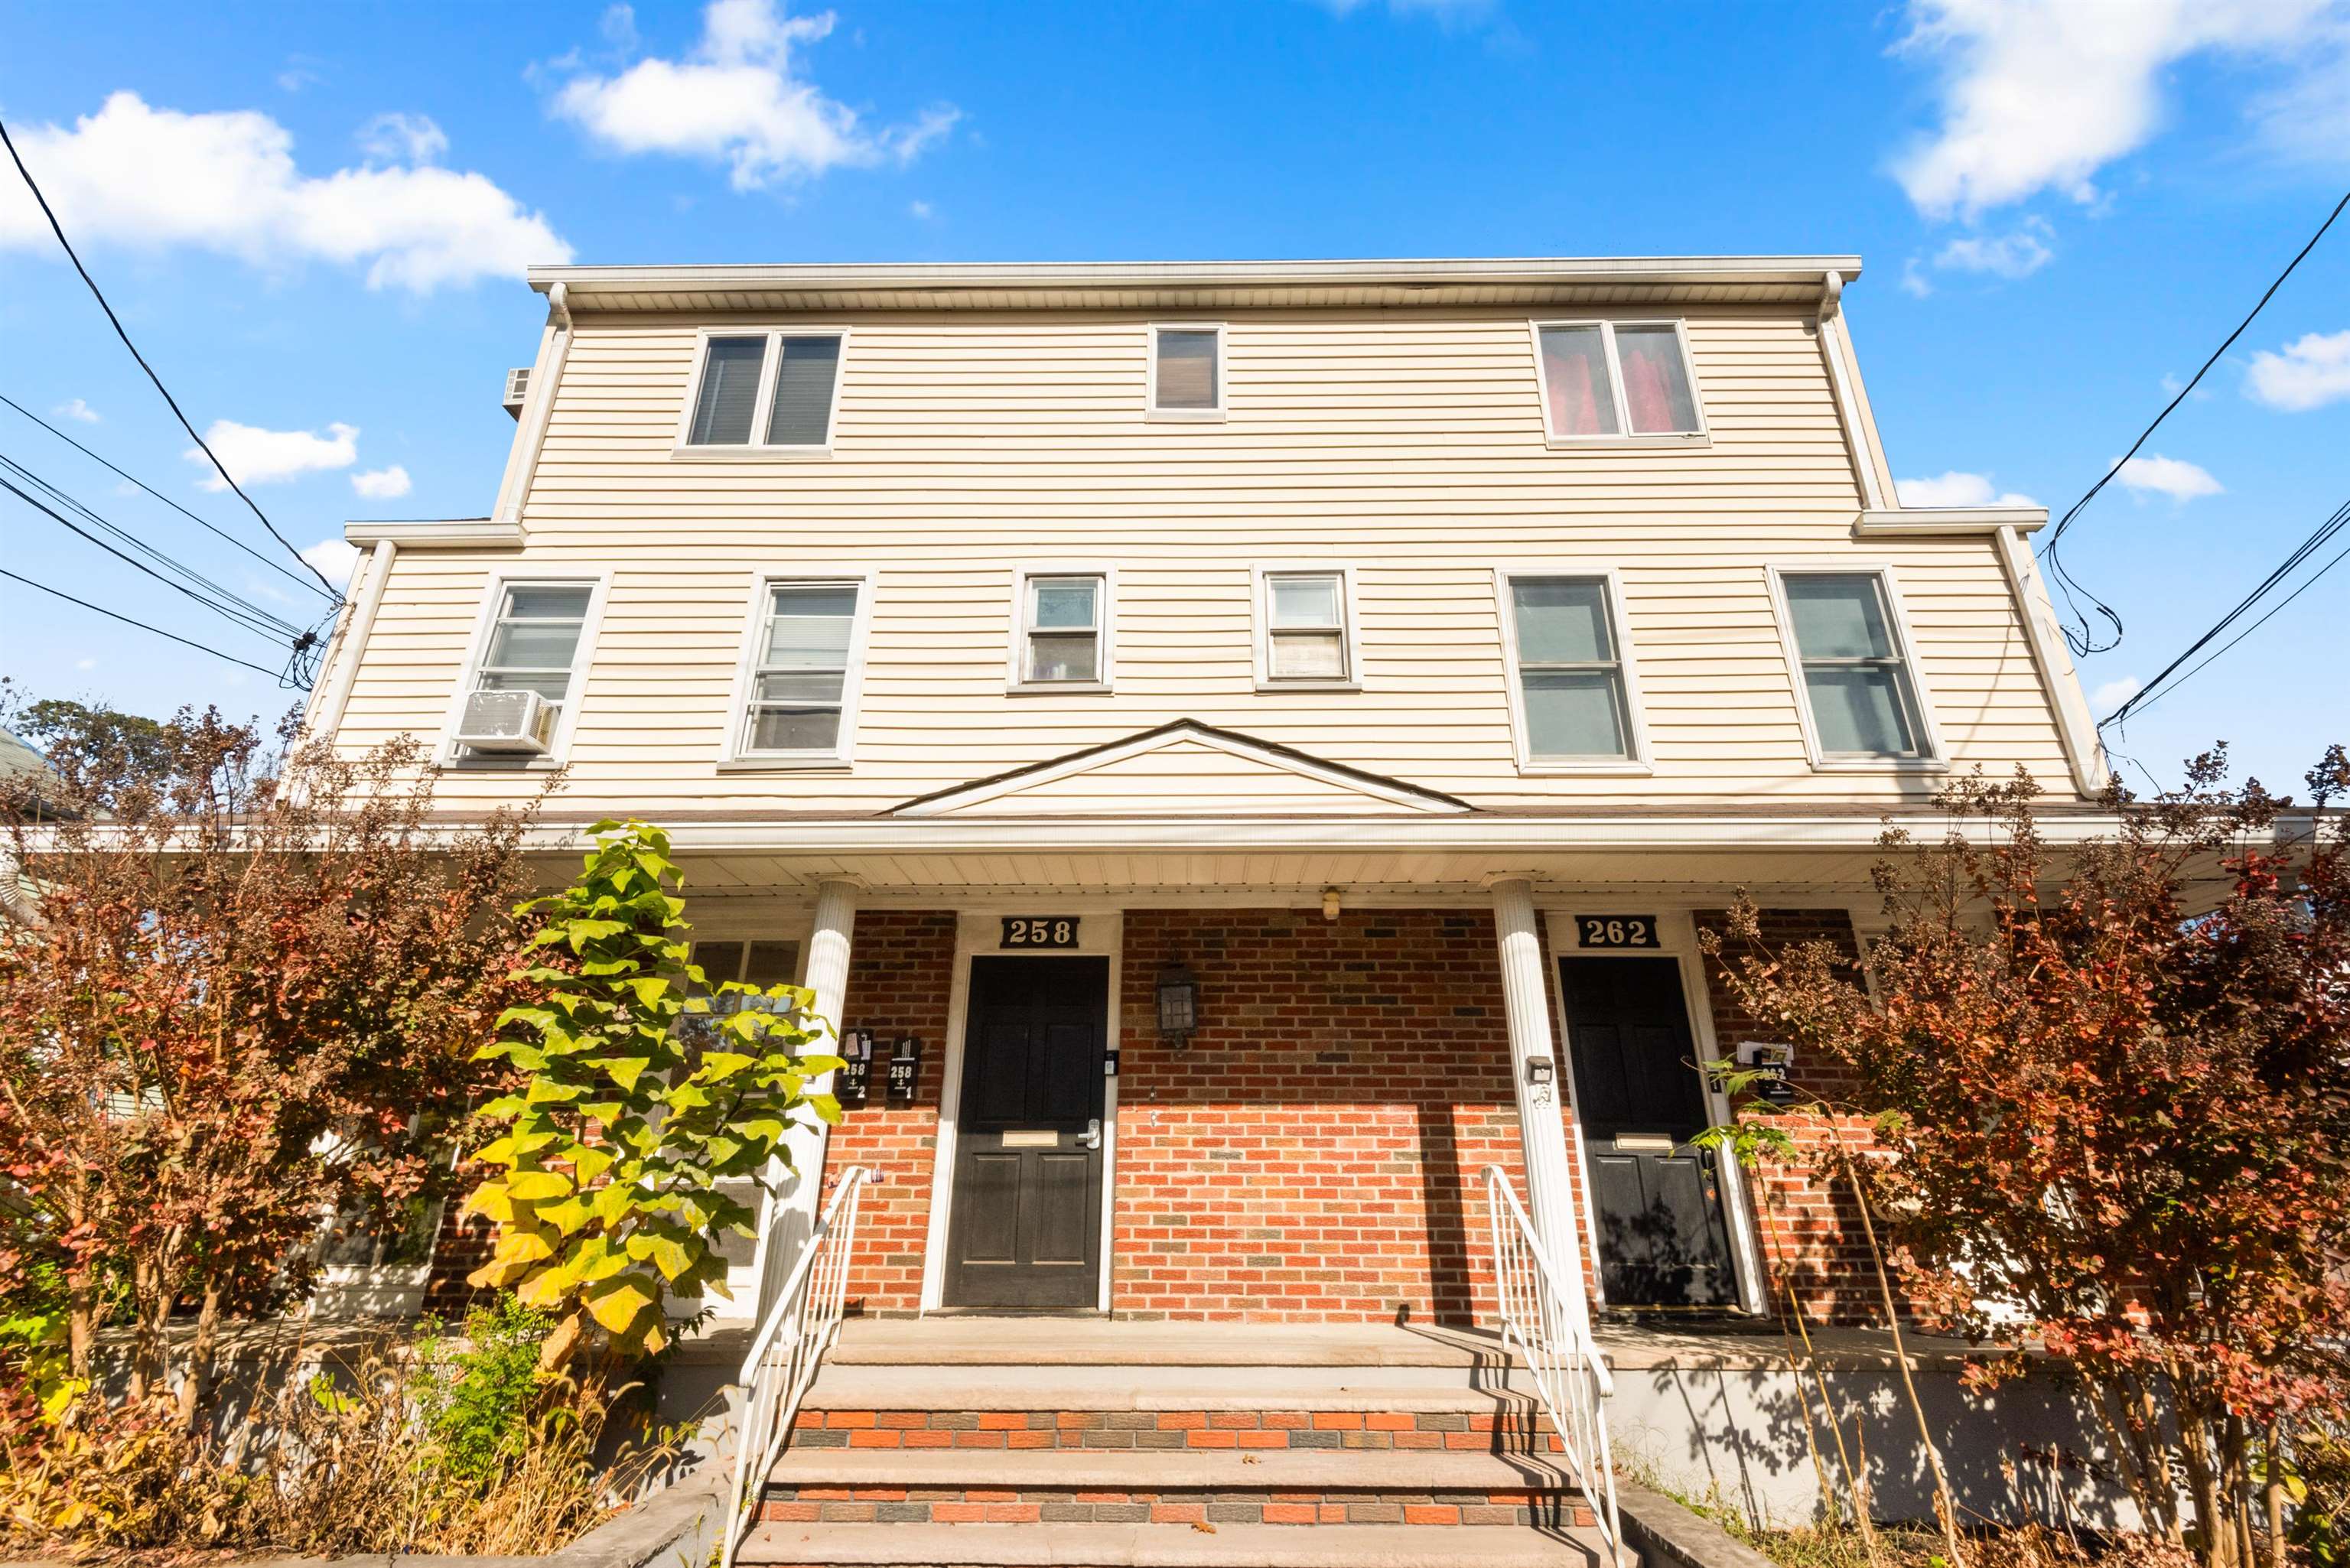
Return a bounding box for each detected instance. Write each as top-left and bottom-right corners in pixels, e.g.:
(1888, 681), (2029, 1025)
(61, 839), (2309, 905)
(942, 956), (1108, 1309)
(1557, 955), (1738, 1309)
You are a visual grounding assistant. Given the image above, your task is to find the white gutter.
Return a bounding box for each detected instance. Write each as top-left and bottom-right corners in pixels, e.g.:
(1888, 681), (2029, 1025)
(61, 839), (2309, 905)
(304, 538), (396, 747)
(1812, 272), (1887, 512)
(490, 281), (571, 528)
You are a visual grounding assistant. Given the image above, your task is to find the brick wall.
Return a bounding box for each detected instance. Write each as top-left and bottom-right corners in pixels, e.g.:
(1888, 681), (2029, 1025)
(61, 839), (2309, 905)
(1112, 909), (1555, 1325)
(830, 911), (959, 1313)
(1694, 906), (1883, 1322)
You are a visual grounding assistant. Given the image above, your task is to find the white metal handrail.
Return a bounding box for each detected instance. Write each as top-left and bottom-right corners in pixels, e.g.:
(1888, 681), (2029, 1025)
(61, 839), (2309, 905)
(718, 1164), (877, 1568)
(1481, 1163), (1622, 1563)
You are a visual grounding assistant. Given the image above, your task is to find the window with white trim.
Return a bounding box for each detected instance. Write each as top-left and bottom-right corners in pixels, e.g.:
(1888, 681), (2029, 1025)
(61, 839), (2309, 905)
(1781, 571), (1929, 760)
(682, 331), (845, 450)
(1150, 324), (1223, 415)
(1503, 575), (1635, 761)
(1258, 569), (1355, 685)
(739, 580), (863, 758)
(470, 581), (591, 707)
(1534, 320), (1701, 440)
(1017, 573), (1107, 685)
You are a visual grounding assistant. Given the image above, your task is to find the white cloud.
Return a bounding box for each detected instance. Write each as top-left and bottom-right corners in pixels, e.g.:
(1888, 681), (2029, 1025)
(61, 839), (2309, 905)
(908, 198), (933, 220)
(1896, 470), (2039, 507)
(0, 90), (571, 291)
(551, 0), (959, 190)
(187, 419), (358, 491)
(351, 464), (412, 498)
(1932, 220), (2053, 278)
(2245, 328), (2350, 411)
(301, 538), (362, 589)
(1900, 257), (1934, 298)
(2114, 452), (2223, 500)
(54, 397), (99, 424)
(2091, 675), (2143, 711)
(357, 112), (448, 165)
(1890, 0), (2339, 218)
(74, 657), (97, 672)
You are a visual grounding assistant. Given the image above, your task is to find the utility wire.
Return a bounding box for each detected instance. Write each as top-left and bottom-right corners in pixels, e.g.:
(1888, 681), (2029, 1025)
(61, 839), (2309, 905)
(2038, 185), (2350, 660)
(2101, 497), (2350, 727)
(0, 113), (343, 603)
(1, 452), (306, 639)
(0, 391), (333, 601)
(0, 568), (290, 682)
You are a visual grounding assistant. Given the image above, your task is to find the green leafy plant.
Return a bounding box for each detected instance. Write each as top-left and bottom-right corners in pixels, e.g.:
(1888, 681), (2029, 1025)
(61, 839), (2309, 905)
(418, 1297), (553, 1489)
(462, 820), (842, 1370)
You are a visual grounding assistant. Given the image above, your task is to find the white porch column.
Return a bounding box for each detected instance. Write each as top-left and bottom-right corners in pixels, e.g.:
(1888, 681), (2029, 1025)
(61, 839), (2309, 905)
(1491, 878), (1583, 1283)
(746, 880), (857, 1319)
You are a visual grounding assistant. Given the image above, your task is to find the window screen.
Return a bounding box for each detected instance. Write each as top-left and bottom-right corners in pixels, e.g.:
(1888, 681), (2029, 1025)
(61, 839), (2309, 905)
(765, 335), (842, 446)
(1509, 577), (1632, 760)
(1265, 572), (1349, 681)
(1782, 573), (1926, 758)
(688, 337), (768, 446)
(475, 584), (591, 704)
(744, 583), (858, 753)
(1154, 329), (1219, 411)
(1024, 575), (1102, 683)
(1538, 326), (1620, 438)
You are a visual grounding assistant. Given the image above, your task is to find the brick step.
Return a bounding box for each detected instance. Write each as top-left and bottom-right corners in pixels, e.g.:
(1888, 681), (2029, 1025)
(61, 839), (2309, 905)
(828, 1318), (1522, 1368)
(737, 1521), (1627, 1567)
(790, 1408), (1564, 1454)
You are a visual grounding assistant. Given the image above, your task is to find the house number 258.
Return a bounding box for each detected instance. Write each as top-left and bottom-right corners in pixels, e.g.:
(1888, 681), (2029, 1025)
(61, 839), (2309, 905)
(1002, 916), (1080, 948)
(1577, 915), (1659, 948)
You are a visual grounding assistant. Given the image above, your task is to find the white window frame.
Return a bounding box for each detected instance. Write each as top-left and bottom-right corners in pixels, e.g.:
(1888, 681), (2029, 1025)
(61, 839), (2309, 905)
(1145, 321), (1228, 422)
(1493, 567), (1652, 775)
(440, 568), (611, 768)
(1528, 318), (1710, 449)
(1250, 564), (1362, 692)
(672, 326), (849, 459)
(1765, 564), (1948, 773)
(717, 568), (876, 769)
(1006, 564), (1117, 695)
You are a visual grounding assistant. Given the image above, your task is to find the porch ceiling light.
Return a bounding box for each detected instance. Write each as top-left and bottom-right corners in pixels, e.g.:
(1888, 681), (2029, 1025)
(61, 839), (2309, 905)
(1156, 963), (1198, 1048)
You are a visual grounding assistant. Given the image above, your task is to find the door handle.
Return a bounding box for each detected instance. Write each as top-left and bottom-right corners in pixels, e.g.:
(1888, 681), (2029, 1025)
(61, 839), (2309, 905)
(1076, 1117), (1102, 1150)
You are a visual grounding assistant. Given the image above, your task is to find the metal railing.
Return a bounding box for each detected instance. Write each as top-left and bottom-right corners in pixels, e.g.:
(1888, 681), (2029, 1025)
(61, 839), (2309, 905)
(718, 1164), (877, 1568)
(1481, 1163), (1622, 1563)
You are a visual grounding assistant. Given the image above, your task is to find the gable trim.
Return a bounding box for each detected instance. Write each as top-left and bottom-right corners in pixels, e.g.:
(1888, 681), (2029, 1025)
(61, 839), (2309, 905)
(888, 720), (1474, 818)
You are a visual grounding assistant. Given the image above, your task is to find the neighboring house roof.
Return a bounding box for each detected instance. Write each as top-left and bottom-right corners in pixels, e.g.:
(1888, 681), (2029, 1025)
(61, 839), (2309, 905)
(0, 727), (52, 793)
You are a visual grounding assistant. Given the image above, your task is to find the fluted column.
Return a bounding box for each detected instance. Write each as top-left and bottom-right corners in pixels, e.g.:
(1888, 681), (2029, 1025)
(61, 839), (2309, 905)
(747, 881), (856, 1319)
(1490, 879), (1584, 1295)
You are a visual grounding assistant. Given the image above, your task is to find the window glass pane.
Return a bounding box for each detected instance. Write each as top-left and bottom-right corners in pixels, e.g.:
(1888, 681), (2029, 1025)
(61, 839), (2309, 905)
(477, 669), (573, 701)
(688, 337), (767, 446)
(754, 672), (846, 705)
(765, 335), (841, 446)
(1785, 574), (1895, 659)
(1269, 574), (1341, 628)
(1616, 325), (1699, 434)
(1538, 325), (1620, 438)
(1806, 669), (1919, 756)
(1030, 577), (1098, 630)
(744, 941), (800, 987)
(763, 585), (857, 666)
(1155, 330), (1219, 409)
(1523, 670), (1629, 759)
(484, 620), (584, 672)
(1026, 633), (1099, 682)
(1269, 629), (1347, 680)
(749, 707), (841, 753)
(1511, 578), (1613, 663)
(503, 586), (592, 621)
(692, 942), (745, 990)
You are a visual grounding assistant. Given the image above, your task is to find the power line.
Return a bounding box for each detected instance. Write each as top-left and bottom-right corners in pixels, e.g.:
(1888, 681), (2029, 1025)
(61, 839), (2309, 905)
(2038, 185), (2350, 659)
(0, 113), (343, 603)
(0, 391), (333, 602)
(0, 567), (291, 682)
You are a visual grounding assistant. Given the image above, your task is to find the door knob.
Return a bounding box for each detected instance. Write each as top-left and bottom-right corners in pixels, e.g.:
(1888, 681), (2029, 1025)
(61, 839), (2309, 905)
(1076, 1118), (1102, 1150)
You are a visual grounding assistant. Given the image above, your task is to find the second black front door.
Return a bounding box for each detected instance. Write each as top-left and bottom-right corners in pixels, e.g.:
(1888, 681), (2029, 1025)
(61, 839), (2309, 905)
(942, 956), (1108, 1309)
(1557, 955), (1739, 1309)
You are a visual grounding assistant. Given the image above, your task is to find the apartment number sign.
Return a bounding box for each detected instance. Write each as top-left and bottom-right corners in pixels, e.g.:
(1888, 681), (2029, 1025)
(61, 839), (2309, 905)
(1001, 916), (1081, 949)
(1576, 914), (1661, 949)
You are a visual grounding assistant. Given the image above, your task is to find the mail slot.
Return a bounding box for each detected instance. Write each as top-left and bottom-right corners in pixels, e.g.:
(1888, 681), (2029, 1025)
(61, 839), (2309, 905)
(1613, 1133), (1676, 1153)
(1001, 1130), (1059, 1148)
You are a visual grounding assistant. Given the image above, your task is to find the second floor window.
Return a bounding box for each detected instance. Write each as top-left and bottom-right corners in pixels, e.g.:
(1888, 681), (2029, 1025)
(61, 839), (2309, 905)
(1779, 571), (1930, 761)
(683, 330), (845, 451)
(1261, 571), (1351, 683)
(1019, 574), (1107, 685)
(451, 578), (598, 760)
(1150, 324), (1225, 417)
(740, 580), (864, 759)
(1504, 575), (1636, 763)
(1534, 320), (1701, 441)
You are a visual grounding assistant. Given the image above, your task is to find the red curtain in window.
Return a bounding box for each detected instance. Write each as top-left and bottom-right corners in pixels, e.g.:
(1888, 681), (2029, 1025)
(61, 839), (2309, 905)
(1551, 353), (1601, 436)
(1621, 343), (1672, 432)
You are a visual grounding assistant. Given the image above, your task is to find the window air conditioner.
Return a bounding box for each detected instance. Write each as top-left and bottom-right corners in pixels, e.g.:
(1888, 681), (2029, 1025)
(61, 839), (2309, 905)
(502, 367), (531, 420)
(454, 689), (552, 754)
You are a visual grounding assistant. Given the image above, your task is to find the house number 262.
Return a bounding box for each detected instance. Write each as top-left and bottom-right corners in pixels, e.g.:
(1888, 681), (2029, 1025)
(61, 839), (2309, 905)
(1002, 916), (1080, 948)
(1577, 915), (1659, 949)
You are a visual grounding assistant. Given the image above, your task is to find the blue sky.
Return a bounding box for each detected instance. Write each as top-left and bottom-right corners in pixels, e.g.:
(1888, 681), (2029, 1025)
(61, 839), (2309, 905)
(2, 0), (2345, 793)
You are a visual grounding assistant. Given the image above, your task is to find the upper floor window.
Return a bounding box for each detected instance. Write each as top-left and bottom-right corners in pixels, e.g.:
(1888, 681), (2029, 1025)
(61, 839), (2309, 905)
(1254, 567), (1359, 689)
(1149, 324), (1225, 418)
(726, 574), (871, 765)
(1013, 570), (1111, 688)
(1776, 570), (1935, 764)
(1533, 321), (1703, 443)
(680, 330), (845, 452)
(451, 577), (602, 761)
(1500, 574), (1641, 767)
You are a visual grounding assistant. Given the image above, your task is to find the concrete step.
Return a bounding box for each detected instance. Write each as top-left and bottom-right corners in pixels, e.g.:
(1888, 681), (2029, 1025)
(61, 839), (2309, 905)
(737, 1521), (1627, 1567)
(788, 1405), (1560, 1455)
(800, 1361), (1539, 1413)
(828, 1318), (1518, 1369)
(770, 1445), (1583, 1495)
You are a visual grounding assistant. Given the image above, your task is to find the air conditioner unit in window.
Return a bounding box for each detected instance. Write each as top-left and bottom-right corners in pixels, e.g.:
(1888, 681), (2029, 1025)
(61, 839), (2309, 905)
(454, 689), (552, 754)
(502, 367), (531, 420)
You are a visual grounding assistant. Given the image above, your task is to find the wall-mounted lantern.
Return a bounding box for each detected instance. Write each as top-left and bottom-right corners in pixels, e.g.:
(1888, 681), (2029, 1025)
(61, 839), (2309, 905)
(1156, 963), (1199, 1049)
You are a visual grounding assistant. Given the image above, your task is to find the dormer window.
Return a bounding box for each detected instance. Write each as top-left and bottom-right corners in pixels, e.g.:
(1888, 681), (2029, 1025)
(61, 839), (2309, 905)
(1532, 320), (1704, 444)
(679, 330), (845, 454)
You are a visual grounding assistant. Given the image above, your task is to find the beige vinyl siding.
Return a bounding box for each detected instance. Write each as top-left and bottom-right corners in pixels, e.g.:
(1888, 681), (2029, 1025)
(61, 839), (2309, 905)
(331, 305), (2075, 812)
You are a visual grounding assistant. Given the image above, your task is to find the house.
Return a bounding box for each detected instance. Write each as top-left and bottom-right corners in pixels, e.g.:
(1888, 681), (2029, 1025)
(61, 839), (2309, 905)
(302, 256), (2121, 1553)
